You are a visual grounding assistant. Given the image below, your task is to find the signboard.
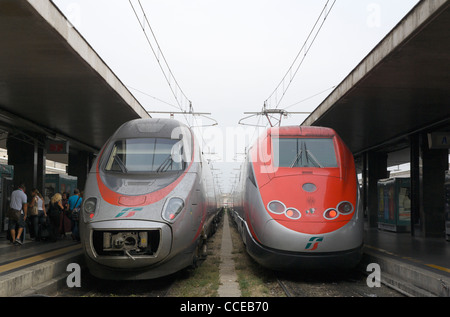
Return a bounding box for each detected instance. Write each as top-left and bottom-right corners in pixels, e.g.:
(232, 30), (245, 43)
(428, 132), (450, 150)
(46, 140), (69, 154)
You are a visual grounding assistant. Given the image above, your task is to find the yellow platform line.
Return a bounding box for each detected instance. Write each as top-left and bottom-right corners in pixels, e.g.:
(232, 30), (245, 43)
(0, 244), (81, 274)
(365, 245), (450, 274)
(426, 264), (450, 274)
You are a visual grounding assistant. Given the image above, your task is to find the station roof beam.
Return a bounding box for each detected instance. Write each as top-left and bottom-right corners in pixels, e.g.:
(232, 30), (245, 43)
(0, 0), (150, 153)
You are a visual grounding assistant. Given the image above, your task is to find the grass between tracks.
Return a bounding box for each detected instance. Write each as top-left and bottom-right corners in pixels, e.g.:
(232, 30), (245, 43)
(228, 213), (285, 297)
(166, 217), (223, 297)
(167, 210), (285, 297)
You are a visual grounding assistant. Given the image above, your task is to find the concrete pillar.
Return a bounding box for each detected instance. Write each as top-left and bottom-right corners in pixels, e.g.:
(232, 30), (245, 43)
(366, 151), (389, 228)
(410, 134), (421, 236)
(421, 143), (447, 238)
(68, 149), (94, 191)
(6, 134), (46, 195)
(410, 132), (448, 238)
(37, 140), (46, 194)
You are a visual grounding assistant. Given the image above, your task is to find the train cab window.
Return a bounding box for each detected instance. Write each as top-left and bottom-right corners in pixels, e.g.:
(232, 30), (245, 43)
(273, 138), (338, 168)
(105, 138), (185, 173)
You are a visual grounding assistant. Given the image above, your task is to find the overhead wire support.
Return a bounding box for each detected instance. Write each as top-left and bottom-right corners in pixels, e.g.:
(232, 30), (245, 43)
(147, 102), (218, 128)
(239, 105), (310, 128)
(264, 0), (337, 110)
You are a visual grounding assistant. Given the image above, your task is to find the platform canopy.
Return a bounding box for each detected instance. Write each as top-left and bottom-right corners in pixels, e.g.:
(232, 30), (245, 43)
(303, 0), (450, 159)
(0, 0), (150, 154)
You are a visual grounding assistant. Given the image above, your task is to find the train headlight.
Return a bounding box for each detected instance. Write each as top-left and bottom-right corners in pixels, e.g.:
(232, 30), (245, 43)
(324, 208), (339, 220)
(337, 201), (354, 214)
(267, 201), (286, 214)
(83, 197), (97, 220)
(162, 197), (185, 223)
(324, 201), (354, 220)
(285, 208), (301, 220)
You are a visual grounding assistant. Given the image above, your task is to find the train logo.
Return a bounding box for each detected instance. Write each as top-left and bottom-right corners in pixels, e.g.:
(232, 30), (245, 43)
(305, 237), (324, 251)
(114, 208), (144, 219)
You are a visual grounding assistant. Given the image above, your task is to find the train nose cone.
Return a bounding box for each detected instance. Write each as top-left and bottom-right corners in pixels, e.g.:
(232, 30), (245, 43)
(83, 220), (172, 269)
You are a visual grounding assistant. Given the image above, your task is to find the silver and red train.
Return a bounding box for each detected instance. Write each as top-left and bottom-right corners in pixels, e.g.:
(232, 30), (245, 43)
(80, 118), (220, 280)
(231, 126), (363, 270)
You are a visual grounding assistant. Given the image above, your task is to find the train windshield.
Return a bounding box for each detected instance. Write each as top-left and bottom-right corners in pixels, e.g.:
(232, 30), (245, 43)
(105, 138), (186, 173)
(273, 138), (338, 168)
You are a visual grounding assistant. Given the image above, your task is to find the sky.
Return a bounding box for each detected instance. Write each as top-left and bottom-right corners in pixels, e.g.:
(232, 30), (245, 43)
(52, 0), (420, 194)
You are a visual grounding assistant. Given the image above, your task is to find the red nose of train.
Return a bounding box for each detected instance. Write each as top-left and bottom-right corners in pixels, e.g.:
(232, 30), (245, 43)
(250, 126), (358, 235)
(260, 171), (357, 235)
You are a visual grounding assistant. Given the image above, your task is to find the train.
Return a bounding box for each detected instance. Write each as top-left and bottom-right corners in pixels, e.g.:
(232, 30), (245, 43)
(80, 118), (221, 280)
(231, 126), (364, 270)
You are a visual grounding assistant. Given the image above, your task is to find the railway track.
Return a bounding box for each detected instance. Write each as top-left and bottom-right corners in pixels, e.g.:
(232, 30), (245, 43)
(18, 211), (404, 298)
(276, 269), (404, 297)
(53, 268), (177, 297)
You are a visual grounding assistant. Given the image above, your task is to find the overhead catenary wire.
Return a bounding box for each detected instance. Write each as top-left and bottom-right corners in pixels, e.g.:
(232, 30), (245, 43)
(264, 0), (337, 110)
(129, 1), (214, 151)
(128, 0), (218, 133)
(284, 85), (336, 110)
(128, 0), (191, 116)
(127, 85), (180, 110)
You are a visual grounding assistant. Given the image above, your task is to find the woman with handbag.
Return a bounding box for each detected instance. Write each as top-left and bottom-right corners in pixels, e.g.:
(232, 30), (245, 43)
(29, 188), (47, 241)
(48, 193), (64, 242)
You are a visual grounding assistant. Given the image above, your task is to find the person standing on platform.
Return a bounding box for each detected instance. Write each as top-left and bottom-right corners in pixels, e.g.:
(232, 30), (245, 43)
(60, 192), (71, 238)
(48, 193), (64, 242)
(68, 189), (82, 241)
(29, 188), (47, 241)
(8, 184), (28, 245)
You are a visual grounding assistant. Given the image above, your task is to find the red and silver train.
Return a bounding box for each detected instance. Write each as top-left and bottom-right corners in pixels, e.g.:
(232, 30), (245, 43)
(231, 126), (363, 270)
(80, 118), (220, 280)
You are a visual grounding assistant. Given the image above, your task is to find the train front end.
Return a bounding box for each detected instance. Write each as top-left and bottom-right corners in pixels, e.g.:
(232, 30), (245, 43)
(80, 119), (204, 280)
(242, 126), (363, 270)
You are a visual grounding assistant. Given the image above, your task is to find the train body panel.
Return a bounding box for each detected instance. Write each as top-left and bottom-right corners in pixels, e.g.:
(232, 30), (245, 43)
(232, 126), (363, 270)
(80, 118), (219, 280)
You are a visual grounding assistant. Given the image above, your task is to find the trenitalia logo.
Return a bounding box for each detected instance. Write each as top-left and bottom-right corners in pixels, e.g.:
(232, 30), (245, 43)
(305, 236), (324, 250)
(115, 207), (143, 218)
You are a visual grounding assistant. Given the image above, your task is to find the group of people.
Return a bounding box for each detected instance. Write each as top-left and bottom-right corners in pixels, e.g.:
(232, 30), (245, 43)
(8, 183), (83, 245)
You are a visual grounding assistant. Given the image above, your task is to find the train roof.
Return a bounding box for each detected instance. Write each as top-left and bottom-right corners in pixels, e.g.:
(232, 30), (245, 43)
(267, 126), (337, 137)
(110, 118), (191, 140)
(247, 125), (340, 157)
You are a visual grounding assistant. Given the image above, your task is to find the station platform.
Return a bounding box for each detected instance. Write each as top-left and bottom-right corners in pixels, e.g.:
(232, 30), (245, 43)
(362, 226), (450, 297)
(0, 234), (83, 297)
(0, 225), (449, 297)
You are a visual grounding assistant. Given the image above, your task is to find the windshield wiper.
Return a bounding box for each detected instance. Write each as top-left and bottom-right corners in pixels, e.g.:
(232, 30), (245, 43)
(303, 140), (323, 168)
(289, 150), (303, 168)
(156, 155), (174, 173)
(306, 150), (323, 168)
(113, 155), (128, 173)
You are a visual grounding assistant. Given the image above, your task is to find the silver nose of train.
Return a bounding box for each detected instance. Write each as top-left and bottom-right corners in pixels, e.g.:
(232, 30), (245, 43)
(82, 219), (172, 269)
